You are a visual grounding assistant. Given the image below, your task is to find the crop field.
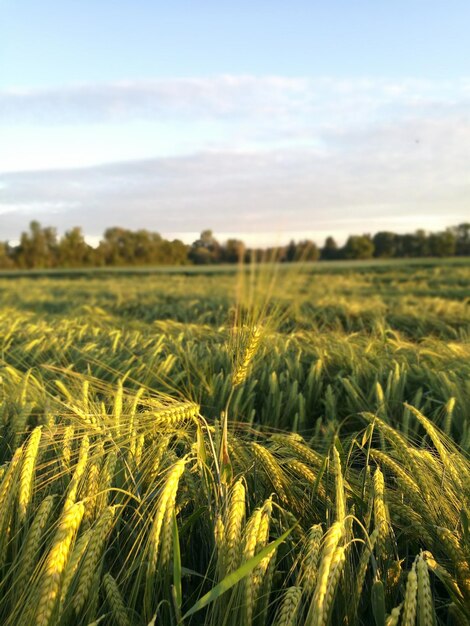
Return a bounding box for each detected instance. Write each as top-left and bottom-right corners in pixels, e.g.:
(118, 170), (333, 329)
(0, 259), (469, 626)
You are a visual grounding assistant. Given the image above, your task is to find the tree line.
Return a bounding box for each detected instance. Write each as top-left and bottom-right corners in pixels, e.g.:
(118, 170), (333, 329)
(0, 221), (469, 269)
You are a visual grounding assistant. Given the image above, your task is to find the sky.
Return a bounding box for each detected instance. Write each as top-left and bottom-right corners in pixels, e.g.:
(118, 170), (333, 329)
(1, 0), (469, 246)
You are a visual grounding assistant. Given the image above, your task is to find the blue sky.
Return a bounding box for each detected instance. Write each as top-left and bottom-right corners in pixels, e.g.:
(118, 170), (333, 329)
(1, 0), (469, 245)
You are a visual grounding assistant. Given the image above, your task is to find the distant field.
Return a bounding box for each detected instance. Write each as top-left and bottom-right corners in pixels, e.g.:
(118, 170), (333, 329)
(0, 259), (469, 625)
(0, 254), (469, 278)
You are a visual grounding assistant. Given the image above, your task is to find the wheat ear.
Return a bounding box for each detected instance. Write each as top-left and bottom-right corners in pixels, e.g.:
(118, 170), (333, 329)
(18, 426), (42, 522)
(35, 501), (85, 626)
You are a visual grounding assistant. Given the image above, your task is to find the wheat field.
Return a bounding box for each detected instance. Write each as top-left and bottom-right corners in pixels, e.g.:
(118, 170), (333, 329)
(0, 259), (469, 625)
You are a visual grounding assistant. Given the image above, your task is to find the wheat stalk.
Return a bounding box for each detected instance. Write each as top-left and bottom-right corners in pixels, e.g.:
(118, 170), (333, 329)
(224, 478), (246, 574)
(60, 527), (92, 606)
(332, 447), (345, 523)
(252, 442), (287, 502)
(417, 553), (433, 626)
(402, 560), (418, 626)
(18, 426), (42, 522)
(320, 545), (346, 626)
(103, 573), (131, 626)
(73, 505), (116, 613)
(306, 521), (343, 626)
(64, 435), (89, 511)
(35, 501), (85, 626)
(373, 466), (389, 559)
(232, 325), (261, 387)
(298, 524), (323, 594)
(385, 603), (402, 626)
(145, 458), (186, 614)
(274, 586), (302, 626)
(351, 527), (379, 618)
(15, 495), (55, 594)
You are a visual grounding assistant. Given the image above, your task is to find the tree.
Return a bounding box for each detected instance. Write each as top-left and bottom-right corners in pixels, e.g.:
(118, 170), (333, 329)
(286, 240), (319, 262)
(221, 239), (245, 263)
(95, 228), (189, 266)
(188, 246), (213, 264)
(0, 242), (14, 269)
(428, 231), (456, 257)
(373, 231), (397, 258)
(16, 221), (58, 268)
(449, 223), (470, 256)
(416, 230), (430, 256)
(342, 235), (374, 260)
(132, 229), (157, 264)
(57, 227), (93, 267)
(189, 230), (221, 264)
(284, 240), (297, 262)
(2, 221), (467, 269)
(156, 239), (189, 265)
(393, 230), (428, 257)
(321, 236), (339, 260)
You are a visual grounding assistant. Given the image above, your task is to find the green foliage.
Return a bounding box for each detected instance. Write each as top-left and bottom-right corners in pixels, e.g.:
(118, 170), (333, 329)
(320, 236), (339, 260)
(428, 231), (457, 257)
(373, 231), (397, 258)
(343, 234), (375, 260)
(1, 222), (468, 269)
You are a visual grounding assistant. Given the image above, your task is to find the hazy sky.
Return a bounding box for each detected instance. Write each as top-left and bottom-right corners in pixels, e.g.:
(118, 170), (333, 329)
(1, 0), (469, 245)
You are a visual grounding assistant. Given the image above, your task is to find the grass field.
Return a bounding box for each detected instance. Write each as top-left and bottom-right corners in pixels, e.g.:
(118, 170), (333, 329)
(0, 258), (469, 625)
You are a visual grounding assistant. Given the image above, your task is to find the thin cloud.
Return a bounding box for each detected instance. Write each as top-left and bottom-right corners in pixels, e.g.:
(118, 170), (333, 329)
(1, 75), (469, 243)
(1, 75), (469, 126)
(1, 111), (469, 241)
(0, 76), (309, 124)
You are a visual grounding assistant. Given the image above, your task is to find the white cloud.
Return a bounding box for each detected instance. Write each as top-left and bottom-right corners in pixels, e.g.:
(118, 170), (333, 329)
(0, 76), (310, 124)
(1, 75), (469, 243)
(1, 75), (469, 127)
(1, 118), (468, 242)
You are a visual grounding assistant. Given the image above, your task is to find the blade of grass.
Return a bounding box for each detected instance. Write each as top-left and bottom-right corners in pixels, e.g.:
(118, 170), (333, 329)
(182, 527), (293, 620)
